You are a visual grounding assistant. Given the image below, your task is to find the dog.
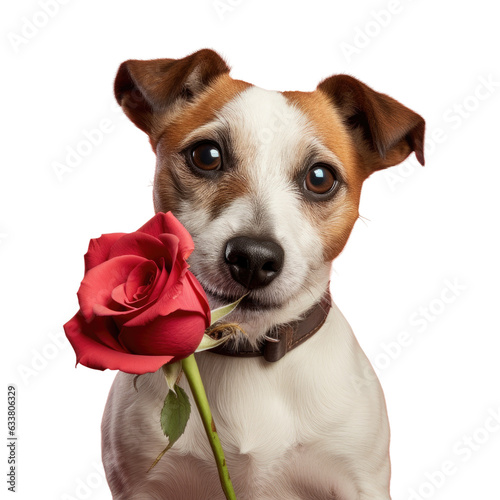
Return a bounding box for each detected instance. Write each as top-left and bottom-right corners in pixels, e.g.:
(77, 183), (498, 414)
(101, 49), (425, 499)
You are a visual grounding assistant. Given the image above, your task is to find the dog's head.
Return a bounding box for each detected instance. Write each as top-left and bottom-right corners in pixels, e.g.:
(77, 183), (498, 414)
(114, 49), (425, 340)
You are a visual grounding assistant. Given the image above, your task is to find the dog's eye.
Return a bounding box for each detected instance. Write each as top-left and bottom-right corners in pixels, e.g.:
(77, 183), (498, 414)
(190, 142), (222, 171)
(304, 165), (336, 195)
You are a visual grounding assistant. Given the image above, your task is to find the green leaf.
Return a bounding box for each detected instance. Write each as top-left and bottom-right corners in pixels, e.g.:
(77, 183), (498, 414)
(160, 385), (191, 447)
(209, 295), (247, 326)
(162, 361), (182, 392)
(196, 333), (234, 353)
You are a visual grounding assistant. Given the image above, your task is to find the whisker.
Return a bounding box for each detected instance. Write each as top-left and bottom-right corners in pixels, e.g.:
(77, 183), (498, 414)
(357, 214), (371, 227)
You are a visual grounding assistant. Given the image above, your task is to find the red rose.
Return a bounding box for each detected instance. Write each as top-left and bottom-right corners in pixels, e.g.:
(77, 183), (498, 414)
(64, 212), (211, 375)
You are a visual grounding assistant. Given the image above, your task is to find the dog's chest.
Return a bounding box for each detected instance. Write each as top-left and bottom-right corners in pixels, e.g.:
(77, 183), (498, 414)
(175, 347), (345, 498)
(103, 306), (389, 498)
(171, 313), (364, 496)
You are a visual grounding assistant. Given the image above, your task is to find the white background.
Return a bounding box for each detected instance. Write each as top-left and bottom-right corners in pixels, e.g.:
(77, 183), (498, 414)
(2, 1), (499, 499)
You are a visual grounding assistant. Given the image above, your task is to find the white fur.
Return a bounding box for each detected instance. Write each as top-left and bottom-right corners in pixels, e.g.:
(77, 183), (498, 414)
(102, 86), (392, 499)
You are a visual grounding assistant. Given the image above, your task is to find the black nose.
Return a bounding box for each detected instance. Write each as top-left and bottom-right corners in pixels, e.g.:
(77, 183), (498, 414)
(224, 236), (284, 289)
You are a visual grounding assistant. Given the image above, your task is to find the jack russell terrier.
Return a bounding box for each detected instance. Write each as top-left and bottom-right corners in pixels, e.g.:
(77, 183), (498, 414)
(102, 49), (425, 499)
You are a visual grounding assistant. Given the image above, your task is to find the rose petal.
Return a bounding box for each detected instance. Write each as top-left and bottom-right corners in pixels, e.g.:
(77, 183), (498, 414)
(121, 259), (191, 327)
(64, 312), (174, 375)
(66, 312), (125, 352)
(93, 299), (134, 318)
(77, 255), (146, 320)
(92, 263), (171, 324)
(139, 212), (194, 260)
(110, 284), (135, 310)
(119, 310), (207, 358)
(84, 233), (126, 272)
(132, 261), (170, 307)
(121, 280), (184, 327)
(158, 233), (183, 263)
(158, 270), (210, 318)
(82, 212), (193, 273)
(123, 270), (210, 330)
(108, 232), (176, 267)
(163, 250), (188, 293)
(184, 270), (211, 321)
(124, 260), (159, 302)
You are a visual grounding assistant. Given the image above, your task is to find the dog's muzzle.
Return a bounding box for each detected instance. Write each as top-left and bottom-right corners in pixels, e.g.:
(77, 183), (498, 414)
(224, 236), (284, 289)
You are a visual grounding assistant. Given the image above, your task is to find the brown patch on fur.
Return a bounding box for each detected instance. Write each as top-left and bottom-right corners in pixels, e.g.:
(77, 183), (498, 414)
(317, 74), (425, 171)
(114, 49), (232, 140)
(283, 90), (363, 187)
(154, 160), (250, 220)
(283, 90), (363, 262)
(204, 171), (250, 219)
(153, 75), (252, 216)
(154, 75), (251, 150)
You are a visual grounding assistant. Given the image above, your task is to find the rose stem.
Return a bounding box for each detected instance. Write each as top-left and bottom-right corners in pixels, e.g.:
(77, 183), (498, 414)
(181, 354), (237, 500)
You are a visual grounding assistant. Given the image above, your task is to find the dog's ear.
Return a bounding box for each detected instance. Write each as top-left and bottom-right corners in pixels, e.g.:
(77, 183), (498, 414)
(114, 49), (230, 136)
(317, 75), (425, 174)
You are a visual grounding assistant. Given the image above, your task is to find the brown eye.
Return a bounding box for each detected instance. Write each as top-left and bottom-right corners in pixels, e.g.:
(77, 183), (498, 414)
(304, 165), (336, 195)
(191, 142), (222, 171)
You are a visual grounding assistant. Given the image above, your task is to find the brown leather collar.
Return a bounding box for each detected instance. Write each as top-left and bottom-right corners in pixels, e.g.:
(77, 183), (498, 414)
(210, 288), (332, 362)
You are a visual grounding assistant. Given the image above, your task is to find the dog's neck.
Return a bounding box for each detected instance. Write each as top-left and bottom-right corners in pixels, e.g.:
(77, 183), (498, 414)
(226, 264), (332, 349)
(211, 286), (331, 361)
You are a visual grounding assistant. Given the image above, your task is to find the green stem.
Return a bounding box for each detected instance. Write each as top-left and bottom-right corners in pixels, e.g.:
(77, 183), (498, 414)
(181, 354), (237, 500)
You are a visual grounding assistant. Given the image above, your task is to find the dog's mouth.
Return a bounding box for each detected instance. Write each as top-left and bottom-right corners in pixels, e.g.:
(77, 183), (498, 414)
(199, 283), (285, 312)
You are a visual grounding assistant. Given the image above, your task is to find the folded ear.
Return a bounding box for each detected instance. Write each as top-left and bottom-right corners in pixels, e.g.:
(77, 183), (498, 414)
(114, 49), (230, 136)
(317, 74), (425, 174)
